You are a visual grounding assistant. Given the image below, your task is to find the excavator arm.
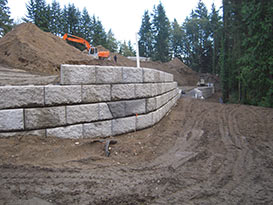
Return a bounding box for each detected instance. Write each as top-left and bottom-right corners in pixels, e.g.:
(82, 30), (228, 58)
(62, 33), (110, 59)
(63, 33), (91, 51)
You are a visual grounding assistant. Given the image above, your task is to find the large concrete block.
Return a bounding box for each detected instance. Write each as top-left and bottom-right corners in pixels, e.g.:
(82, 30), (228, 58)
(83, 120), (112, 138)
(135, 83), (151, 98)
(146, 97), (157, 112)
(60, 64), (96, 85)
(0, 86), (44, 109)
(112, 116), (136, 135)
(0, 129), (46, 138)
(107, 101), (126, 118)
(25, 107), (66, 129)
(151, 83), (158, 96)
(122, 67), (143, 83)
(66, 104), (99, 124)
(96, 66), (122, 83)
(0, 109), (24, 131)
(125, 99), (146, 116)
(45, 85), (81, 105)
(82, 85), (111, 103)
(111, 84), (135, 100)
(98, 103), (113, 120)
(136, 112), (153, 130)
(165, 73), (174, 82)
(47, 124), (83, 139)
(143, 68), (160, 82)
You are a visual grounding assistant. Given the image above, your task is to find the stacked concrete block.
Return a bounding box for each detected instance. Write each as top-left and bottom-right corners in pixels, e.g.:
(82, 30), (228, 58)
(83, 120), (112, 138)
(0, 65), (180, 139)
(0, 109), (24, 131)
(45, 85), (81, 105)
(47, 124), (83, 139)
(66, 104), (99, 124)
(82, 85), (111, 103)
(0, 86), (44, 109)
(60, 65), (96, 85)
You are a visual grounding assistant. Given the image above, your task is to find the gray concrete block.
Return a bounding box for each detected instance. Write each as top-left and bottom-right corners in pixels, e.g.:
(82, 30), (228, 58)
(125, 99), (146, 115)
(146, 97), (157, 112)
(0, 86), (44, 109)
(136, 112), (153, 130)
(45, 85), (81, 105)
(60, 64), (96, 85)
(0, 109), (24, 131)
(112, 116), (136, 135)
(0, 129), (46, 138)
(107, 101), (126, 118)
(135, 83), (151, 98)
(159, 71), (165, 82)
(47, 124), (83, 139)
(143, 68), (160, 82)
(122, 67), (143, 83)
(111, 84), (135, 100)
(151, 83), (158, 96)
(66, 104), (99, 124)
(165, 73), (174, 82)
(99, 103), (113, 120)
(82, 85), (111, 103)
(83, 120), (112, 138)
(96, 66), (122, 83)
(25, 106), (66, 129)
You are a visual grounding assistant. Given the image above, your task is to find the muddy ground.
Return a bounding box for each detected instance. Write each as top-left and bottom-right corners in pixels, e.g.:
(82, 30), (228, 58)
(0, 98), (273, 204)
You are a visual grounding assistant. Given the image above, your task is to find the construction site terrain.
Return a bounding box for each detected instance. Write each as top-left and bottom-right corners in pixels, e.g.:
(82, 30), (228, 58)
(0, 23), (272, 204)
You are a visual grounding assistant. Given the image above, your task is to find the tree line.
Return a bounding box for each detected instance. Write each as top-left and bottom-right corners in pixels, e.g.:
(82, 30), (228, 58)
(138, 0), (272, 107)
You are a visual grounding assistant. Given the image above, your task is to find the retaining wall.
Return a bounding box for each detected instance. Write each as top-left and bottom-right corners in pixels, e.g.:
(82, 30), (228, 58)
(0, 65), (180, 139)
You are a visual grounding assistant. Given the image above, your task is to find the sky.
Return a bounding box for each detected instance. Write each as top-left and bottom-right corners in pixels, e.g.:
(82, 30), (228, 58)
(8, 0), (222, 44)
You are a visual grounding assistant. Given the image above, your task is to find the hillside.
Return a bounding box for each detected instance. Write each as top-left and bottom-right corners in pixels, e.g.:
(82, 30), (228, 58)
(0, 23), (200, 86)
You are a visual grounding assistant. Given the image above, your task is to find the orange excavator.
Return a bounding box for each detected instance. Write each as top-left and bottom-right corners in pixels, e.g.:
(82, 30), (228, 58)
(63, 33), (110, 59)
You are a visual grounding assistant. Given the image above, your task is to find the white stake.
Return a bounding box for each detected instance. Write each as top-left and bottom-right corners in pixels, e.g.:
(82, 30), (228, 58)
(135, 33), (140, 68)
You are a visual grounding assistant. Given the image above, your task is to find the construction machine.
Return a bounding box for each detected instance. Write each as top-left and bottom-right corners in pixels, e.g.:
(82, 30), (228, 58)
(63, 33), (110, 59)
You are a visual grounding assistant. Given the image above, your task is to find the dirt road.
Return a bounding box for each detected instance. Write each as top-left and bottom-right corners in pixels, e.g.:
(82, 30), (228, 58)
(0, 98), (273, 204)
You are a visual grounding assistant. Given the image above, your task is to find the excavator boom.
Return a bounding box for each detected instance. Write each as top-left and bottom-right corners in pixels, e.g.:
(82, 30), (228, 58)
(62, 33), (110, 59)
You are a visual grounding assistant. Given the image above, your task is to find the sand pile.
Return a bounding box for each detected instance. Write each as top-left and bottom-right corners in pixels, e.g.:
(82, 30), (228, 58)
(0, 23), (91, 74)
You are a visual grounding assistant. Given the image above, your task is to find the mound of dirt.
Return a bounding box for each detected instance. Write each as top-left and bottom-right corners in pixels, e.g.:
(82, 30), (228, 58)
(0, 23), (199, 85)
(0, 23), (91, 74)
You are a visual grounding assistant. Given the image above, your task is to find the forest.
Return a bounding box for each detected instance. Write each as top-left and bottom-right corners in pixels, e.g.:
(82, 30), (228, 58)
(0, 0), (272, 107)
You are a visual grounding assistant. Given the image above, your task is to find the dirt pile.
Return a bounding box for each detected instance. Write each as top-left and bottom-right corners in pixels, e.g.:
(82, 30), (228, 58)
(0, 23), (199, 85)
(0, 23), (91, 74)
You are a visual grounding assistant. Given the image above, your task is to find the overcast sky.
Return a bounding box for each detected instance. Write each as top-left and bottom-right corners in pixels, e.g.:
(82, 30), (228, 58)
(8, 0), (222, 44)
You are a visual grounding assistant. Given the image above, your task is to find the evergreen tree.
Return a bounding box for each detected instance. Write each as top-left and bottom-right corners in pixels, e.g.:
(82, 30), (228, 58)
(209, 3), (222, 74)
(0, 0), (13, 37)
(25, 0), (50, 31)
(170, 18), (183, 59)
(91, 16), (107, 47)
(49, 0), (62, 35)
(182, 0), (212, 73)
(80, 7), (92, 41)
(106, 29), (118, 52)
(239, 0), (273, 107)
(138, 10), (153, 57)
(152, 2), (171, 62)
(119, 40), (135, 57)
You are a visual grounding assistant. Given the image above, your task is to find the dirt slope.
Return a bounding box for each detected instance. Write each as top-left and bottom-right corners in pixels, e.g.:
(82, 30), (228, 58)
(0, 23), (92, 74)
(0, 23), (200, 85)
(1, 98), (272, 204)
